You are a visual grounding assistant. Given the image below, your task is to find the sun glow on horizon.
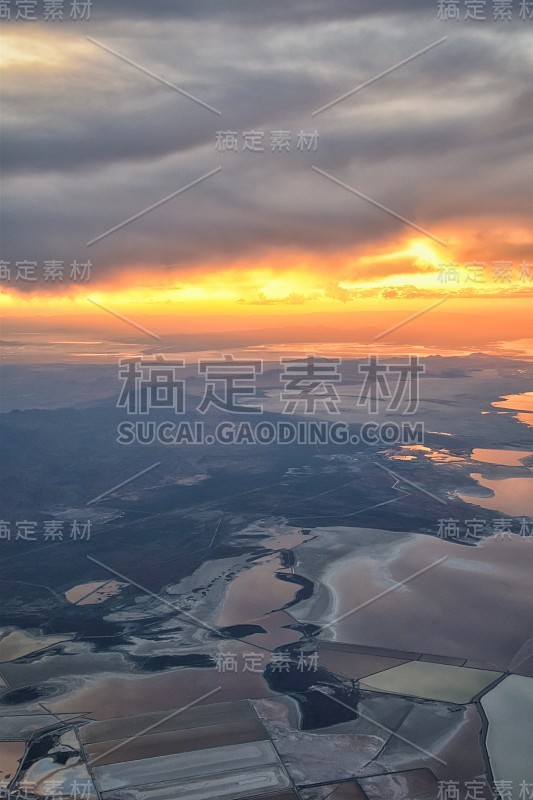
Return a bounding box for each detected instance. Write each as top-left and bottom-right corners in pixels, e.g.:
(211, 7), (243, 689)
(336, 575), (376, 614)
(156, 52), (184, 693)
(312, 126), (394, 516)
(1, 234), (531, 334)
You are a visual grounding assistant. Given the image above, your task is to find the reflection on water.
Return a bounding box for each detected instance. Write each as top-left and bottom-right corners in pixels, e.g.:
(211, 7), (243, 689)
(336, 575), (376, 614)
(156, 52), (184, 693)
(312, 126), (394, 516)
(217, 558), (296, 627)
(492, 392), (533, 427)
(471, 448), (533, 467)
(65, 581), (127, 606)
(215, 525), (309, 649)
(5, 337), (533, 365)
(388, 445), (462, 463)
(458, 473), (533, 517)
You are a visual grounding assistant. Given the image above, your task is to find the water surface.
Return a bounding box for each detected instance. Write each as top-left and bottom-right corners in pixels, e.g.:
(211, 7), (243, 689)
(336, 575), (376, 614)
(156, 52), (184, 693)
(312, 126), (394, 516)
(359, 661), (500, 703)
(482, 675), (533, 792)
(470, 448), (533, 467)
(458, 473), (533, 517)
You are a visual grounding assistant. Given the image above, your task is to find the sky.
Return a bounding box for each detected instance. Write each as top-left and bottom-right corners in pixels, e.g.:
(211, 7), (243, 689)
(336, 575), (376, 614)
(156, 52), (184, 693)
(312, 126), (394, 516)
(1, 0), (532, 353)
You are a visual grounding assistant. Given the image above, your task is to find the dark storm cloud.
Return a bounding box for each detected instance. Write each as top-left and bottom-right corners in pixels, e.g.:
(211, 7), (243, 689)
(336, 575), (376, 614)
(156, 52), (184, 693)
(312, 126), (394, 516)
(1, 70), (325, 175)
(91, 0), (432, 25)
(1, 8), (532, 289)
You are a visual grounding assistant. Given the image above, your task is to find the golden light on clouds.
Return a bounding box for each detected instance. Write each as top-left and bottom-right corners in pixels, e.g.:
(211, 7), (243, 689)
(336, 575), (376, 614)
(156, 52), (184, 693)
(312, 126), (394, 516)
(0, 30), (92, 70)
(1, 231), (531, 332)
(2, 7), (531, 358)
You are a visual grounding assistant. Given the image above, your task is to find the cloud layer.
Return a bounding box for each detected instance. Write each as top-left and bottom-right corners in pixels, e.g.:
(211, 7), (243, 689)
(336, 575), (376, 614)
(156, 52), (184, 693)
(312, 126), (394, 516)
(1, 2), (532, 292)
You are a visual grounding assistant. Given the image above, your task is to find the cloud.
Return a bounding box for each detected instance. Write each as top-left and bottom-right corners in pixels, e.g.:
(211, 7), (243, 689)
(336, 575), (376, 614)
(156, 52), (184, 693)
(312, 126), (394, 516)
(1, 11), (532, 291)
(76, 0), (433, 25)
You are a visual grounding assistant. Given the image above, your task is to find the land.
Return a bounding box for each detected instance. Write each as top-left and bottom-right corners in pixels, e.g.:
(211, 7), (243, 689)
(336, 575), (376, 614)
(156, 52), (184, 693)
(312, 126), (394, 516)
(1, 354), (532, 800)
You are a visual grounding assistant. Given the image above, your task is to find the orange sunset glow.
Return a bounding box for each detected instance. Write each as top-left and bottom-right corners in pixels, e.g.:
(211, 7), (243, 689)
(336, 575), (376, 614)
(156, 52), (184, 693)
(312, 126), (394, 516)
(2, 4), (533, 795)
(1, 15), (532, 357)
